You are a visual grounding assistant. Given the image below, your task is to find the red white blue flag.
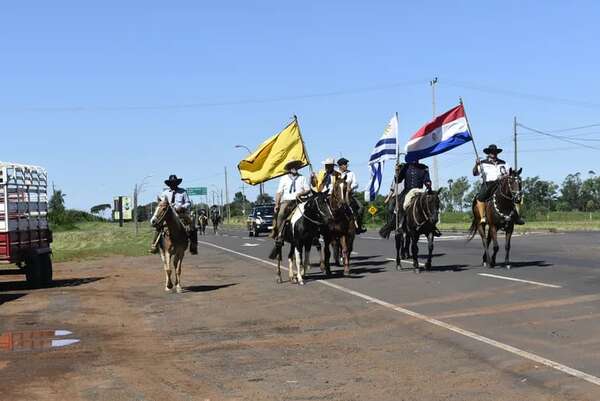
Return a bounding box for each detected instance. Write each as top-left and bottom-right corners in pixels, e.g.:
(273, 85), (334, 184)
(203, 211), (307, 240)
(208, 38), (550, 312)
(405, 104), (472, 162)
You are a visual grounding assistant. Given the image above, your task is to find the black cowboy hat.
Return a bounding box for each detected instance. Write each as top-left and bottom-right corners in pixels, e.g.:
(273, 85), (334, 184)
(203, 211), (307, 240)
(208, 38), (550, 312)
(337, 157), (349, 166)
(164, 174), (183, 186)
(284, 160), (304, 171)
(483, 144), (503, 154)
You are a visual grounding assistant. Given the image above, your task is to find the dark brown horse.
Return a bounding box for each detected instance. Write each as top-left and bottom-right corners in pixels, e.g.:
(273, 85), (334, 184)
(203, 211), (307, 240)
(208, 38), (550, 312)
(468, 168), (523, 269)
(395, 190), (440, 273)
(320, 178), (356, 276)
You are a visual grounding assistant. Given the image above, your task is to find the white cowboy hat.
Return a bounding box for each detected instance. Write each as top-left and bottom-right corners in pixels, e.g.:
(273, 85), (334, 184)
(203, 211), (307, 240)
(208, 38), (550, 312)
(321, 157), (336, 165)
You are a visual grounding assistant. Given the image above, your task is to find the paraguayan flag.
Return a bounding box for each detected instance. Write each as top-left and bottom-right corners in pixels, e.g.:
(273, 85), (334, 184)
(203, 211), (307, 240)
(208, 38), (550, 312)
(366, 114), (398, 202)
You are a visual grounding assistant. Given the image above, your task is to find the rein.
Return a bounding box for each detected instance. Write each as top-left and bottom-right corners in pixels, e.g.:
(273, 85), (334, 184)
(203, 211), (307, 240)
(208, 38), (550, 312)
(409, 193), (436, 229)
(301, 196), (331, 226)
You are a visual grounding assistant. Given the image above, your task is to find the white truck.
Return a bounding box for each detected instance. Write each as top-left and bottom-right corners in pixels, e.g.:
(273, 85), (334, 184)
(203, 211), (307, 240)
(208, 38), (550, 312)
(0, 162), (53, 287)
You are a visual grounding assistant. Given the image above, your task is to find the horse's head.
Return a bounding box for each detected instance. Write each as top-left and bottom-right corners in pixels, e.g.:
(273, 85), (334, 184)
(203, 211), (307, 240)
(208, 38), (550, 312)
(423, 190), (441, 224)
(330, 177), (348, 209)
(303, 190), (334, 225)
(150, 195), (171, 227)
(505, 167), (523, 204)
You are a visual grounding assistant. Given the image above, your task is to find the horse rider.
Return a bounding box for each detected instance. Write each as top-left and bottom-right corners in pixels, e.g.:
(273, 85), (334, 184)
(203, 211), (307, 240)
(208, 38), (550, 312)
(150, 174), (198, 255)
(337, 157), (367, 234)
(379, 159), (442, 238)
(313, 157), (339, 193)
(271, 160), (311, 241)
(473, 144), (525, 225)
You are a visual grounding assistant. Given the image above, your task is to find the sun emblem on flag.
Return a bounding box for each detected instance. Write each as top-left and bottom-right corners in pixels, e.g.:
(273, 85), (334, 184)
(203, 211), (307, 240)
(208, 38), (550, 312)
(432, 131), (439, 141)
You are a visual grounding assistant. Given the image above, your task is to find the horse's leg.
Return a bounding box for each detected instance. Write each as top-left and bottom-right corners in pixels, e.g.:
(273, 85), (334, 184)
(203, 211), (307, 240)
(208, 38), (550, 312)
(323, 237), (332, 276)
(489, 224), (499, 268)
(411, 232), (420, 273)
(303, 244), (311, 277)
(340, 235), (350, 276)
(425, 232), (434, 270)
(276, 251), (283, 284)
(395, 230), (402, 270)
(288, 245), (295, 283)
(175, 250), (184, 293)
(295, 245), (304, 285)
(476, 223), (490, 267)
(163, 251), (173, 292)
(505, 227), (514, 269)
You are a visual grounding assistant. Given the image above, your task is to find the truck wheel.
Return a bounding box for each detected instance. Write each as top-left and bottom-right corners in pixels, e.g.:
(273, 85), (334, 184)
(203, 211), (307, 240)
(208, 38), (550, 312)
(25, 254), (44, 289)
(39, 253), (53, 286)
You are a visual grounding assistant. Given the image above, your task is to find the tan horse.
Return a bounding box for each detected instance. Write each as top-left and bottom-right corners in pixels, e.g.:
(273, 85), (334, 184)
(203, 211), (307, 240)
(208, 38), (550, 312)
(150, 197), (189, 293)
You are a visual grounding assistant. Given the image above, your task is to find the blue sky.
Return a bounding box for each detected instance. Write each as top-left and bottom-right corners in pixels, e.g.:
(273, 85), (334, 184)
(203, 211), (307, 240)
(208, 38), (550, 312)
(1, 1), (599, 209)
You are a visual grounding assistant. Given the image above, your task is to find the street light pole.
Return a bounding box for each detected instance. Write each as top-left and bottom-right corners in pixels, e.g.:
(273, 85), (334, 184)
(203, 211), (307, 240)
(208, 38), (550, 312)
(133, 175), (153, 235)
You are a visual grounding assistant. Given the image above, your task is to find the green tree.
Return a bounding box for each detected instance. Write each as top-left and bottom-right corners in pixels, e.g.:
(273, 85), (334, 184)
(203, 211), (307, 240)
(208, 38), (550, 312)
(48, 189), (66, 224)
(521, 177), (558, 216)
(558, 173), (583, 211)
(90, 203), (111, 215)
(256, 193), (274, 204)
(447, 176), (470, 212)
(580, 176), (600, 211)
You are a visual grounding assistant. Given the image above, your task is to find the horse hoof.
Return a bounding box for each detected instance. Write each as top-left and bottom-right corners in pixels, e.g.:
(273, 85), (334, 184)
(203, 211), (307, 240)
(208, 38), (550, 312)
(165, 287), (172, 292)
(298, 281), (305, 286)
(414, 268), (420, 274)
(276, 277), (283, 284)
(396, 264), (400, 271)
(506, 265), (511, 270)
(425, 263), (432, 270)
(176, 286), (183, 293)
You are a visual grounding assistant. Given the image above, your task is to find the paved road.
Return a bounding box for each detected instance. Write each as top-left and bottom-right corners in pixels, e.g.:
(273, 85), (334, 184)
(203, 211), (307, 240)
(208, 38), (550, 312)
(1, 229), (599, 400)
(199, 228), (600, 391)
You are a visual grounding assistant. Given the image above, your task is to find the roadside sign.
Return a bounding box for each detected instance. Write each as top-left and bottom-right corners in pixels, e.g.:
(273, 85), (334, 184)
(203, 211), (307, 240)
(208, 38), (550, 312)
(368, 205), (378, 216)
(187, 187), (207, 196)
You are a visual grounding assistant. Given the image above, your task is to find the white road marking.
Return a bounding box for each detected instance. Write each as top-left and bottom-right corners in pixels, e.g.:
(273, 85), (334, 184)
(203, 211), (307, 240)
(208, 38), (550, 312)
(351, 251), (359, 255)
(199, 239), (600, 387)
(386, 257), (425, 268)
(241, 243), (260, 247)
(478, 273), (562, 289)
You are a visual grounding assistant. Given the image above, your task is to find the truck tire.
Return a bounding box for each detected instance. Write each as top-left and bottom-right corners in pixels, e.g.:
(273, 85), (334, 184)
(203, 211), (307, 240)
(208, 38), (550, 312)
(39, 253), (53, 286)
(25, 253), (44, 289)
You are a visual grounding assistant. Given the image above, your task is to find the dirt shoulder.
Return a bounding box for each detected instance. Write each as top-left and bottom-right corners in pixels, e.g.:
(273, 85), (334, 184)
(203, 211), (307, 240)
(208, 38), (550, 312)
(0, 246), (596, 401)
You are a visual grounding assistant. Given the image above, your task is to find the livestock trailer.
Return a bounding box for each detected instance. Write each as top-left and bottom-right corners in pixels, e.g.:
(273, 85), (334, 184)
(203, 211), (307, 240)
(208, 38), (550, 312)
(0, 162), (53, 287)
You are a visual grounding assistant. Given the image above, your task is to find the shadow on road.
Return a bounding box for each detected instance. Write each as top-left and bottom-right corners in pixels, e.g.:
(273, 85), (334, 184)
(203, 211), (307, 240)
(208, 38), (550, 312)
(0, 277), (106, 292)
(185, 283), (238, 293)
(497, 260), (552, 269)
(0, 293), (26, 306)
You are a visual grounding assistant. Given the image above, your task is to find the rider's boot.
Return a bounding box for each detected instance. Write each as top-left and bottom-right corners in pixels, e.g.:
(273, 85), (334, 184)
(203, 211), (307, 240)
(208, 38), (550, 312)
(476, 201), (487, 224)
(149, 230), (160, 254)
(513, 206), (525, 225)
(354, 220), (367, 234)
(433, 226), (442, 237)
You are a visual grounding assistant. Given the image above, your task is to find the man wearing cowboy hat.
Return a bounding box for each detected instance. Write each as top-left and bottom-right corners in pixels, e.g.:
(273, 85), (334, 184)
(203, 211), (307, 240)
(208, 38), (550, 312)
(379, 159), (442, 238)
(337, 157), (367, 234)
(150, 174), (198, 254)
(272, 160), (311, 241)
(313, 157), (339, 193)
(473, 144), (524, 225)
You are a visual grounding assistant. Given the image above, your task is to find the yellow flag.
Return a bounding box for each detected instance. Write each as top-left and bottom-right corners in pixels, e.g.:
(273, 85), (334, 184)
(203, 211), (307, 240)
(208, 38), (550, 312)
(238, 119), (309, 185)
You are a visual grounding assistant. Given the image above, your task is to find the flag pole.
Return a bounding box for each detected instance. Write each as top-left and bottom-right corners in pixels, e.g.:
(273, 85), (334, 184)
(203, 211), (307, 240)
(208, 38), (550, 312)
(394, 112), (400, 237)
(294, 115), (314, 176)
(460, 98), (486, 184)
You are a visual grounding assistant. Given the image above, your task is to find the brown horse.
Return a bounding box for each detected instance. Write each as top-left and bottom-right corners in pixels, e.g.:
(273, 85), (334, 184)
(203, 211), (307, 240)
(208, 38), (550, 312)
(468, 168), (523, 269)
(150, 197), (189, 292)
(320, 178), (356, 276)
(198, 213), (208, 235)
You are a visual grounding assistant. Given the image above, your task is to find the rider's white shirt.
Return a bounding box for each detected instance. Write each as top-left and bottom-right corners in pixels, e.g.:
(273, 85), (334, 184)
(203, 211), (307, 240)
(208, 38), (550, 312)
(161, 188), (191, 211)
(340, 170), (359, 191)
(477, 159), (507, 182)
(277, 173), (310, 201)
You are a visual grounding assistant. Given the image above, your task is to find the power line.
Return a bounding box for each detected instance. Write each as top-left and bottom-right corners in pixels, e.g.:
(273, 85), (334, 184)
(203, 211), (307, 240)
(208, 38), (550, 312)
(0, 80), (426, 113)
(517, 123), (600, 151)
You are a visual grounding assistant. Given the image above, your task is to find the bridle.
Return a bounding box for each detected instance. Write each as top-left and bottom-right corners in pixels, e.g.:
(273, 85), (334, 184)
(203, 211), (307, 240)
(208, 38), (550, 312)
(492, 174), (522, 221)
(299, 193), (332, 226)
(152, 202), (171, 227)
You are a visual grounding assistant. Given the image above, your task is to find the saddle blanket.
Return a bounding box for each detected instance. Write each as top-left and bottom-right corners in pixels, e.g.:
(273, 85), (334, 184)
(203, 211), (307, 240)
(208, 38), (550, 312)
(403, 188), (425, 210)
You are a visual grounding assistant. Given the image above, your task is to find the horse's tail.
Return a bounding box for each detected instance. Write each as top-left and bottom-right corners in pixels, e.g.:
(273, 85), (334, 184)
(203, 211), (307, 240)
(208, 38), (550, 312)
(466, 216), (478, 243)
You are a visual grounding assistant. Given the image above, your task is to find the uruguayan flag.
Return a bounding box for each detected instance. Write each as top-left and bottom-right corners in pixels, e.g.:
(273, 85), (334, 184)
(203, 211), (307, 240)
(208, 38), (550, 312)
(366, 115), (398, 202)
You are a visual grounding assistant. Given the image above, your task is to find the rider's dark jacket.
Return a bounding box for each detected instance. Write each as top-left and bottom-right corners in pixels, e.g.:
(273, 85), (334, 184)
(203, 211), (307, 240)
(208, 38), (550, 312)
(389, 162), (431, 213)
(473, 157), (507, 201)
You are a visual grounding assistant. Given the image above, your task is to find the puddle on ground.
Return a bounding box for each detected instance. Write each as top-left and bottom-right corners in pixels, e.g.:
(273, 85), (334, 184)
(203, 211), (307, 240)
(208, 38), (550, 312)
(0, 329), (80, 352)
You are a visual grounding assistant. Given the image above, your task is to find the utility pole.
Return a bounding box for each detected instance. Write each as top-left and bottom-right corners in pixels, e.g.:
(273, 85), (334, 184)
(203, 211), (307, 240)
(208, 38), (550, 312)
(133, 184), (138, 234)
(224, 166), (230, 224)
(430, 77), (439, 190)
(118, 196), (124, 227)
(513, 116), (518, 170)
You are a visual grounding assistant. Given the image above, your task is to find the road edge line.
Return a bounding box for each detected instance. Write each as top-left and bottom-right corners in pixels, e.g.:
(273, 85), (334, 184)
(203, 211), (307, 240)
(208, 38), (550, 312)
(478, 273), (562, 288)
(198, 240), (600, 387)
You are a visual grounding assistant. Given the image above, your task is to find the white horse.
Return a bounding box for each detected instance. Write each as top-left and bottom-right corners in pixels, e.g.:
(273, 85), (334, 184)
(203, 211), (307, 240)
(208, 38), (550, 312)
(150, 197), (189, 293)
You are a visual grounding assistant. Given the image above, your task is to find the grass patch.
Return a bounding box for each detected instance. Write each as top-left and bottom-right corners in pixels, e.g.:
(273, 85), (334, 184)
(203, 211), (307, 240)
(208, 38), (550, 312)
(52, 221), (153, 263)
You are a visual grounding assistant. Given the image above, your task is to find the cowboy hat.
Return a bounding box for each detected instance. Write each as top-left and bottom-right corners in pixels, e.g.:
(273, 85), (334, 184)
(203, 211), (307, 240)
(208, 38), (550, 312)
(483, 144), (503, 154)
(164, 174), (183, 186)
(337, 157), (349, 166)
(322, 157), (336, 165)
(284, 160), (304, 171)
